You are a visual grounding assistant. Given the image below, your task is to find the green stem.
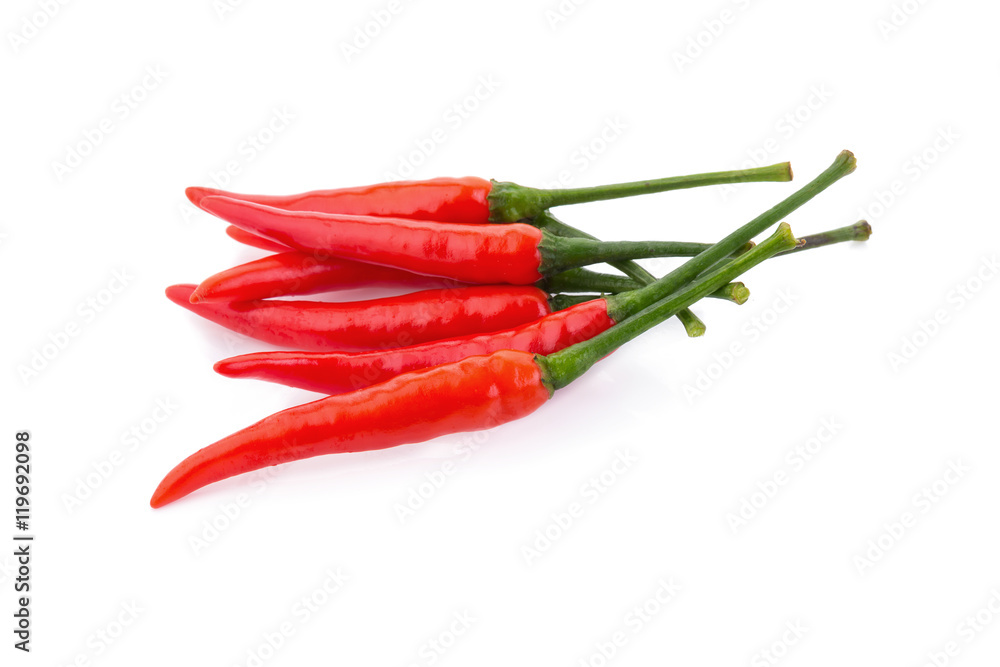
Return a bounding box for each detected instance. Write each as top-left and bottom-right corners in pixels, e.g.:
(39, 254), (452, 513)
(695, 218), (869, 280)
(542, 268), (749, 304)
(488, 162), (793, 222)
(538, 224), (799, 391)
(542, 268), (639, 293)
(717, 282), (751, 305)
(540, 233), (755, 273)
(535, 212), (658, 284)
(606, 150), (856, 321)
(675, 308), (706, 337)
(783, 220), (871, 254)
(534, 210), (706, 338)
(696, 239), (757, 281)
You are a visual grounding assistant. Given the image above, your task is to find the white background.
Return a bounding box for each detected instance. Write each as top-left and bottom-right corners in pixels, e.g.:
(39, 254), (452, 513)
(3, 0), (999, 665)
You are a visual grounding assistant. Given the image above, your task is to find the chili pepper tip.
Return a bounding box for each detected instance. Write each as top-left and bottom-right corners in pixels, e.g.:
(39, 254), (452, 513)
(213, 357), (251, 377)
(150, 478), (183, 508)
(185, 186), (223, 209)
(212, 355), (271, 379)
(165, 284), (198, 308)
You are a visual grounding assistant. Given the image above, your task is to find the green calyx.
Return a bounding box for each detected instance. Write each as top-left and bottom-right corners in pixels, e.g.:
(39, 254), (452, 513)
(537, 223), (801, 392)
(487, 162), (793, 223)
(487, 181), (548, 223)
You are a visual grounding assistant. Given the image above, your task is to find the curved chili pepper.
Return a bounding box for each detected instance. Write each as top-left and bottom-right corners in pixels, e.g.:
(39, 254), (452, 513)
(187, 163), (791, 224)
(151, 350), (552, 508)
(213, 280), (743, 394)
(199, 195), (752, 285)
(150, 222), (802, 508)
(191, 248), (663, 304)
(218, 201), (713, 339)
(213, 298), (615, 393)
(165, 284), (553, 351)
(189, 251), (462, 303)
(191, 177), (493, 224)
(192, 238), (753, 303)
(204, 216), (863, 309)
(210, 275), (745, 395)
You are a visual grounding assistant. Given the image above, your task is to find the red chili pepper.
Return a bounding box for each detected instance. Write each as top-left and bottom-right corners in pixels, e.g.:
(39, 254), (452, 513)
(151, 350), (552, 508)
(211, 277), (753, 394)
(209, 276), (760, 394)
(150, 222), (802, 508)
(165, 284), (554, 351)
(191, 177), (493, 224)
(198, 195), (750, 285)
(187, 163), (791, 224)
(217, 214), (712, 339)
(213, 298), (615, 393)
(193, 240), (752, 303)
(216, 220), (869, 305)
(189, 251), (462, 303)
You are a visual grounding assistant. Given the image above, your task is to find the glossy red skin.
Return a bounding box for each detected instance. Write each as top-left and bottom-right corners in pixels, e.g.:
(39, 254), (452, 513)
(199, 196), (546, 285)
(165, 284), (551, 351)
(187, 177), (493, 224)
(192, 251), (465, 303)
(225, 225), (290, 252)
(150, 350), (550, 507)
(215, 299), (615, 394)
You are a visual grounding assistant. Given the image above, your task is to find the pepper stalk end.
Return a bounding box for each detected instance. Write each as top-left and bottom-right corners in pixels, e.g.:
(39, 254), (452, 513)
(487, 180), (546, 222)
